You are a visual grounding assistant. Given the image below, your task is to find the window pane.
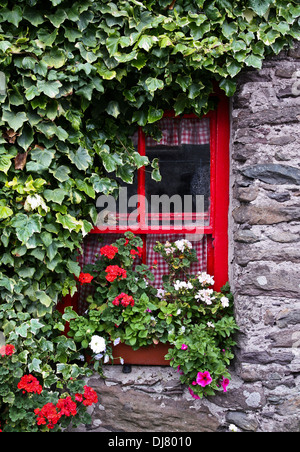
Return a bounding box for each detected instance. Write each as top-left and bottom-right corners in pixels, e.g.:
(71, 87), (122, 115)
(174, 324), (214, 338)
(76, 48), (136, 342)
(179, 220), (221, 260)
(145, 117), (210, 229)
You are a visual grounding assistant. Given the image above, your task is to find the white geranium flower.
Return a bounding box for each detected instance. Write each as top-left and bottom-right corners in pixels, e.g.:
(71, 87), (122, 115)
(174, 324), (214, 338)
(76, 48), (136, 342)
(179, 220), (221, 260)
(197, 272), (215, 286)
(221, 296), (230, 308)
(174, 239), (192, 252)
(229, 424), (238, 432)
(195, 288), (215, 305)
(174, 280), (193, 291)
(89, 335), (106, 354)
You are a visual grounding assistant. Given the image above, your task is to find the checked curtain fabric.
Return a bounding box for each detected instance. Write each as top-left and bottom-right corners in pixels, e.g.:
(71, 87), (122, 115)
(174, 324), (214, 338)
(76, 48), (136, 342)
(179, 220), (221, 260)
(132, 117), (210, 147)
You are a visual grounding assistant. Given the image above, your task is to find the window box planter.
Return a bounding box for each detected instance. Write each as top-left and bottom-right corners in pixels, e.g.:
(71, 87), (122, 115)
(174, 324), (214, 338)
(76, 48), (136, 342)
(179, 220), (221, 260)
(84, 342), (171, 367)
(112, 342), (171, 366)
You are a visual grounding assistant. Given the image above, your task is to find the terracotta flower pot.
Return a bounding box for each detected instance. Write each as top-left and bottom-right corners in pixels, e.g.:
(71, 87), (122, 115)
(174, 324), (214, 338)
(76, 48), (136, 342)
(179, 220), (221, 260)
(111, 342), (171, 366)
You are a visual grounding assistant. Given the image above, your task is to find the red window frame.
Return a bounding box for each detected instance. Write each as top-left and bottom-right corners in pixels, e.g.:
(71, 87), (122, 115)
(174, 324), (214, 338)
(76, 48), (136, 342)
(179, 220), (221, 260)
(58, 91), (230, 315)
(91, 91), (230, 291)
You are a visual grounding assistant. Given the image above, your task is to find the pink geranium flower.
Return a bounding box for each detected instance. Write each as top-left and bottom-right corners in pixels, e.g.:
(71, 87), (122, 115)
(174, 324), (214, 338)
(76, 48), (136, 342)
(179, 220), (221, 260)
(196, 371), (212, 387)
(181, 344), (188, 350)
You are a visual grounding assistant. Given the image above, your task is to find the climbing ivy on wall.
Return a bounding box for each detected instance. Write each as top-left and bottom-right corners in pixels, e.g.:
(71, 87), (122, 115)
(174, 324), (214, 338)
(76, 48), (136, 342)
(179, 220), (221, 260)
(0, 0), (299, 317)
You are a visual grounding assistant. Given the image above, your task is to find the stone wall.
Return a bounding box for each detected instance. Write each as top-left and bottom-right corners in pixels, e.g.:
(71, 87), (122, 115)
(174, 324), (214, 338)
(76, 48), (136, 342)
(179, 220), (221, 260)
(228, 40), (300, 432)
(72, 42), (300, 433)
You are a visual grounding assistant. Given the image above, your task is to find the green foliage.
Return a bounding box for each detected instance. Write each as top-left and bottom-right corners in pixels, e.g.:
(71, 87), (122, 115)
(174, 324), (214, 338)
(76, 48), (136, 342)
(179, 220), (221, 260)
(0, 0), (298, 429)
(0, 0), (298, 314)
(0, 304), (94, 431)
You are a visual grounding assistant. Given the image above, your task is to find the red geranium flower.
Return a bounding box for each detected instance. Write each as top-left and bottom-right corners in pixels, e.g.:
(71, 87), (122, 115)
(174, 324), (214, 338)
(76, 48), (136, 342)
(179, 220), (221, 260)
(75, 386), (98, 407)
(82, 385), (98, 407)
(18, 374), (43, 395)
(0, 344), (15, 356)
(56, 396), (77, 417)
(105, 265), (127, 282)
(35, 403), (61, 430)
(112, 293), (135, 308)
(78, 273), (94, 285)
(130, 247), (143, 259)
(100, 245), (118, 260)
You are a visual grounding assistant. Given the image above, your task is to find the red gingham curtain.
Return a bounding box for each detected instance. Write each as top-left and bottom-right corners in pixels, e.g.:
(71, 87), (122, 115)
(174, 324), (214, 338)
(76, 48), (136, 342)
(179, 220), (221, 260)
(76, 234), (207, 314)
(132, 117), (210, 147)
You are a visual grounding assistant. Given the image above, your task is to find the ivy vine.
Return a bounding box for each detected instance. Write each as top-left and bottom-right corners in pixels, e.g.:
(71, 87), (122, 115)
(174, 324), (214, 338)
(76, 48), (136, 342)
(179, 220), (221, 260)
(0, 0), (299, 317)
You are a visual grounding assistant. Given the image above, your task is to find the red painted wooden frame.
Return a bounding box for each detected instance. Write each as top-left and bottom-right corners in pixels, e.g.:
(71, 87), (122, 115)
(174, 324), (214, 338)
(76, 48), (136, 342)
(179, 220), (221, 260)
(91, 92), (230, 291)
(57, 91), (230, 364)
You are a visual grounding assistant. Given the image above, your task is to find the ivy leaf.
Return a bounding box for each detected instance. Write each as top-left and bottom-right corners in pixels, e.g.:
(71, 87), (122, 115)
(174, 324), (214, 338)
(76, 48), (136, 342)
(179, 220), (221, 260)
(15, 323), (29, 338)
(174, 93), (188, 116)
(0, 205), (13, 219)
(37, 29), (58, 47)
(147, 106), (164, 124)
(1, 6), (23, 28)
(151, 158), (162, 182)
(2, 110), (27, 131)
(106, 101), (121, 118)
(132, 109), (147, 126)
(42, 49), (67, 69)
(51, 165), (71, 182)
(132, 151), (149, 169)
(244, 54), (263, 69)
(23, 8), (45, 27)
(11, 214), (42, 244)
(44, 188), (66, 205)
(0, 153), (14, 174)
(0, 275), (14, 292)
(45, 9), (68, 27)
(219, 78), (237, 96)
(75, 179), (95, 199)
(248, 0), (273, 16)
(90, 175), (118, 195)
(28, 358), (42, 373)
(137, 35), (158, 51)
(100, 148), (123, 173)
(68, 147), (92, 171)
(17, 126), (34, 151)
(56, 213), (82, 233)
(30, 319), (44, 334)
(67, 260), (81, 277)
(145, 77), (164, 92)
(26, 148), (55, 172)
(37, 80), (62, 98)
(215, 0), (233, 11)
(116, 163), (135, 184)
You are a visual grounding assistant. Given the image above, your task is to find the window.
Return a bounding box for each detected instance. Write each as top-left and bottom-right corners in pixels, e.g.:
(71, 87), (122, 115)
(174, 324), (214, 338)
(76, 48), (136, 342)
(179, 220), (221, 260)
(73, 91), (230, 315)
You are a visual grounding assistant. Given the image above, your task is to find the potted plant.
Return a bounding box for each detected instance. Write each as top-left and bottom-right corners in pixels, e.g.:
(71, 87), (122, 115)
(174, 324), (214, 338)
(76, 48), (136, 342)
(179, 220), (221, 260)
(64, 232), (238, 398)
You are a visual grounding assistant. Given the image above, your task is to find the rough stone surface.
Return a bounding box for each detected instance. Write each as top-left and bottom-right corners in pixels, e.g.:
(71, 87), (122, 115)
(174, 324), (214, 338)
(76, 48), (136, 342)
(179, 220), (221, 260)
(229, 41), (300, 433)
(70, 42), (300, 433)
